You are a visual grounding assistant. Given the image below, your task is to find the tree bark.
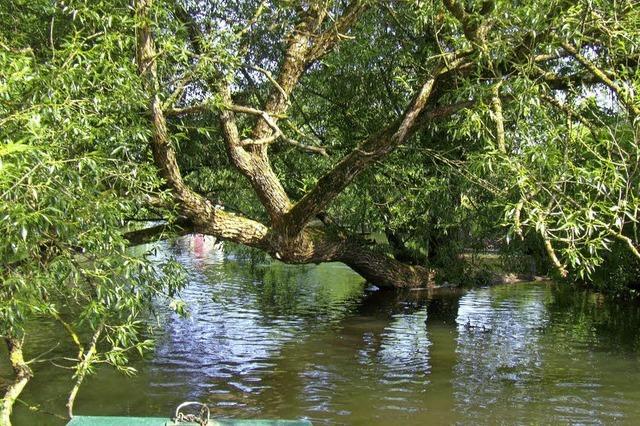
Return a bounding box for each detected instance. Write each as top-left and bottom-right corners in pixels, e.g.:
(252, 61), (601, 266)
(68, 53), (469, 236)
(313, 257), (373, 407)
(1, 337), (32, 426)
(338, 241), (434, 288)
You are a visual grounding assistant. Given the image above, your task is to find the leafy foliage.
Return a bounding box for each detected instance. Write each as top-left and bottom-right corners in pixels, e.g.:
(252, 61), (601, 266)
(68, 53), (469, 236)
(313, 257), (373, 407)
(1, 0), (187, 405)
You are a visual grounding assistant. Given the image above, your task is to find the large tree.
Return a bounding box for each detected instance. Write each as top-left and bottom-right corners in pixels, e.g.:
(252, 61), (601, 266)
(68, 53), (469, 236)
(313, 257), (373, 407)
(134, 0), (639, 288)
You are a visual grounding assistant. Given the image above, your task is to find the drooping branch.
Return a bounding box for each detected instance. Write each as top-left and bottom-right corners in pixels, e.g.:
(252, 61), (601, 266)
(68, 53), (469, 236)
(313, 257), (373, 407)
(613, 233), (640, 260)
(66, 323), (103, 419)
(543, 234), (568, 278)
(245, 65), (289, 105)
(123, 218), (193, 246)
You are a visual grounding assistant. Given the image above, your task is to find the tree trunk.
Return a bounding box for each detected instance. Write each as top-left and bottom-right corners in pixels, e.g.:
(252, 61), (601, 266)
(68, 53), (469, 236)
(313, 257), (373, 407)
(1, 337), (32, 426)
(253, 226), (434, 289)
(338, 241), (435, 288)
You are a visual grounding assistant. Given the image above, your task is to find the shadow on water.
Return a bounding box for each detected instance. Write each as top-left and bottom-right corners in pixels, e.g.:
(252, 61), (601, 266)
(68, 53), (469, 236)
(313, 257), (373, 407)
(4, 235), (640, 425)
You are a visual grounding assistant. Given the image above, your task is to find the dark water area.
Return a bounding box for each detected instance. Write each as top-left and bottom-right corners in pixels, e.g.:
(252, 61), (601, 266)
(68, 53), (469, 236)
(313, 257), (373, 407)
(4, 235), (640, 425)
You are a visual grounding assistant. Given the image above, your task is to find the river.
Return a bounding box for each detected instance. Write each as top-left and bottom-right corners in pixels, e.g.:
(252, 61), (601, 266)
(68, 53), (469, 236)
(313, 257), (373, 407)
(4, 235), (640, 425)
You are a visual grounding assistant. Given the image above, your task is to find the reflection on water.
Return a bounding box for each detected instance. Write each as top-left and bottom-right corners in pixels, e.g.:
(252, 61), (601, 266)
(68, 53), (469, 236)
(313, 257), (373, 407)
(454, 287), (548, 420)
(5, 235), (640, 425)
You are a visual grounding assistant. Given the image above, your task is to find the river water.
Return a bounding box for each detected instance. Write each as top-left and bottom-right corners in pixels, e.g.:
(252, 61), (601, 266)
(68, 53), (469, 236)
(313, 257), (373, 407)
(5, 235), (640, 425)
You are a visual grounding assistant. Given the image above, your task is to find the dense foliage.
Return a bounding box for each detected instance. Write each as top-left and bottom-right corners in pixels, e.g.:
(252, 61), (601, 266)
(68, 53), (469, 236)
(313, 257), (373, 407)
(1, 1), (186, 423)
(1, 0), (639, 423)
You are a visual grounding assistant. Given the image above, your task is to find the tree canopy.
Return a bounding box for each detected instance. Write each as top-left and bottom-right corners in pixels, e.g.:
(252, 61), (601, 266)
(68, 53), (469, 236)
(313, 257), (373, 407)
(1, 0), (639, 424)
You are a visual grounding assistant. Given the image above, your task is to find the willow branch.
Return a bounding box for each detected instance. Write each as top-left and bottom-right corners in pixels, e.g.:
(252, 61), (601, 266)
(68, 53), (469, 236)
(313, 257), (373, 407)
(245, 65), (289, 105)
(222, 103), (327, 156)
(51, 312), (82, 357)
(240, 134), (328, 157)
(541, 94), (601, 142)
(562, 41), (640, 118)
(442, 0), (494, 43)
(123, 218), (193, 246)
(491, 81), (506, 152)
(613, 233), (640, 260)
(306, 0), (369, 61)
(543, 236), (568, 277)
(235, 0), (268, 39)
(66, 323), (103, 419)
(136, 0), (203, 210)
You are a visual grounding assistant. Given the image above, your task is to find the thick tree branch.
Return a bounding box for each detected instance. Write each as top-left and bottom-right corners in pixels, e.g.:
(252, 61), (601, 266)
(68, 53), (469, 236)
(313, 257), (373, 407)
(1, 337), (32, 426)
(216, 4), (367, 221)
(248, 1), (368, 143)
(306, 0), (369, 62)
(442, 0), (494, 43)
(217, 85), (293, 221)
(281, 71), (442, 236)
(136, 0), (203, 211)
(136, 0), (270, 248)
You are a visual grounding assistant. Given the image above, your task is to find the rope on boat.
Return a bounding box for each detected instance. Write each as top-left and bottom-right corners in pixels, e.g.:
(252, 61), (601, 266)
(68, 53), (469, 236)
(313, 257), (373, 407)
(174, 401), (210, 426)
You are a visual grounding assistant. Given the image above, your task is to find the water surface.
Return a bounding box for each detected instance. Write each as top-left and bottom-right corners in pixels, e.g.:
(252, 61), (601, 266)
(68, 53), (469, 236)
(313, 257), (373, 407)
(5, 235), (640, 425)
